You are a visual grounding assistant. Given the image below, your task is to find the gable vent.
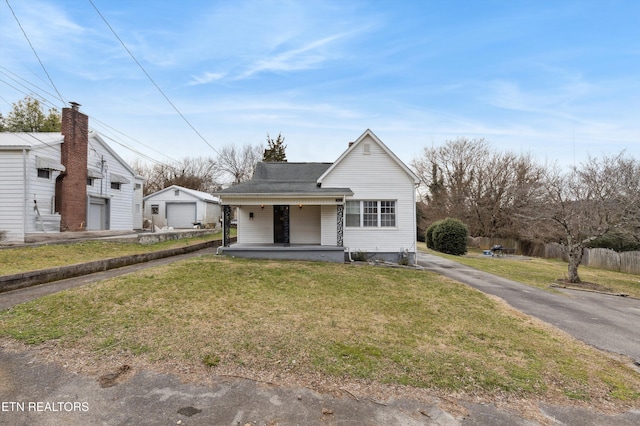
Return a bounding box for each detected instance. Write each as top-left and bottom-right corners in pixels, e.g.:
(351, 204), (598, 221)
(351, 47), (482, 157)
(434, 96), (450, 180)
(363, 143), (371, 155)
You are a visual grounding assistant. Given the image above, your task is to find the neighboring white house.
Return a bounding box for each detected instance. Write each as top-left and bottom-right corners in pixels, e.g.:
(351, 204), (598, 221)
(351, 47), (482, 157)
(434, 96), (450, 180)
(217, 129), (419, 263)
(0, 103), (143, 244)
(85, 131), (144, 232)
(143, 185), (221, 229)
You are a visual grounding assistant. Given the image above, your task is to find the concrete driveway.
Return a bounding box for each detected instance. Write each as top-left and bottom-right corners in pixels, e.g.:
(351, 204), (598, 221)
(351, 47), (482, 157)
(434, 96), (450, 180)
(416, 252), (640, 365)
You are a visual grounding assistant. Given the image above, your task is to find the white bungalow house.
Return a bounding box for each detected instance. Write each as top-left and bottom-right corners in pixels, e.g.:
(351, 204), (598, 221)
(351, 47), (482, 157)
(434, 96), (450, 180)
(0, 103), (143, 244)
(143, 185), (221, 229)
(217, 129), (419, 263)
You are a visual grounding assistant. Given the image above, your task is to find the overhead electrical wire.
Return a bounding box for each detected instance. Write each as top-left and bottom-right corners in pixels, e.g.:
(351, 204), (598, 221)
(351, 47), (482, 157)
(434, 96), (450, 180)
(2, 1), (209, 167)
(4, 0), (66, 104)
(0, 73), (177, 166)
(88, 0), (221, 157)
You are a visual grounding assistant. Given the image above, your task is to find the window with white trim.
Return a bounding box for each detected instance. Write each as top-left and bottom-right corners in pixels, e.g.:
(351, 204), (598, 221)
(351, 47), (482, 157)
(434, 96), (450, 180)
(345, 200), (360, 227)
(345, 200), (396, 227)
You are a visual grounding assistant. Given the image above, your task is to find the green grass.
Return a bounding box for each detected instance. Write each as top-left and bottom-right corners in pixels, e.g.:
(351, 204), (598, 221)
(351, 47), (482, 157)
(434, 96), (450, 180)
(421, 246), (640, 298)
(0, 231), (235, 276)
(1, 256), (638, 406)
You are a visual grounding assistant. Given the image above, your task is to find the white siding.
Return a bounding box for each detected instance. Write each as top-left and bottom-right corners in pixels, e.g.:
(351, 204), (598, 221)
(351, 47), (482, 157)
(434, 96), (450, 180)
(133, 177), (144, 229)
(290, 205), (321, 244)
(87, 136), (136, 230)
(321, 134), (416, 254)
(237, 205), (273, 244)
(320, 205), (338, 245)
(26, 145), (63, 233)
(0, 149), (27, 242)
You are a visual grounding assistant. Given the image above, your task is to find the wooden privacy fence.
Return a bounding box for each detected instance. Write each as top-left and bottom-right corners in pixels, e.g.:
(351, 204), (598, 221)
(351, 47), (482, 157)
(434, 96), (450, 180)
(469, 237), (640, 275)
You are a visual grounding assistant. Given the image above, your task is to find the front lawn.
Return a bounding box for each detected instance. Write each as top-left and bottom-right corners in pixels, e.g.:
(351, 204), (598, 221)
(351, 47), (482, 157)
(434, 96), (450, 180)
(1, 256), (638, 411)
(421, 247), (640, 299)
(0, 233), (231, 276)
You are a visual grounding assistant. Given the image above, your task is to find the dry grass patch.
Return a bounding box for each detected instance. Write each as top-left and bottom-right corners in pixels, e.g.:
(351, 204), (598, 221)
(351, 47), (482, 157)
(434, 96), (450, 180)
(423, 247), (640, 298)
(0, 234), (225, 276)
(1, 256), (639, 412)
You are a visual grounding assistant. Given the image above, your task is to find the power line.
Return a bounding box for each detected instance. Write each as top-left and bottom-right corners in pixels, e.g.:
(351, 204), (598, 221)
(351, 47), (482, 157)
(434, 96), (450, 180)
(0, 76), (175, 166)
(4, 0), (66, 104)
(0, 66), (61, 107)
(88, 0), (221, 157)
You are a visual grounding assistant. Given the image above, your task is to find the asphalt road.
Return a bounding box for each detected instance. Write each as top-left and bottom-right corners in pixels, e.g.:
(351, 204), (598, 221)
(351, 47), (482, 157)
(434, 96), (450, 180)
(416, 252), (640, 365)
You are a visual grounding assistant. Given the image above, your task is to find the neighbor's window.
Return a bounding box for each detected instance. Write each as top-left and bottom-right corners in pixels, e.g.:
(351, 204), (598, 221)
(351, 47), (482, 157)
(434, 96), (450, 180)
(37, 169), (50, 179)
(87, 178), (94, 186)
(345, 200), (396, 228)
(111, 182), (121, 190)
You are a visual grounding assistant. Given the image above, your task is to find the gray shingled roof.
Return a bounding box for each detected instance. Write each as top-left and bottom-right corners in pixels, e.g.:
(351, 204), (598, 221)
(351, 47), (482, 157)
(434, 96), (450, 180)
(218, 162), (353, 195)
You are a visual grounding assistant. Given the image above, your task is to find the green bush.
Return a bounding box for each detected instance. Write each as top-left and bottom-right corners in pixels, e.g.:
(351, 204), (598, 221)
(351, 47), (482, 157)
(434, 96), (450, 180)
(425, 220), (442, 249)
(431, 218), (468, 255)
(587, 233), (640, 252)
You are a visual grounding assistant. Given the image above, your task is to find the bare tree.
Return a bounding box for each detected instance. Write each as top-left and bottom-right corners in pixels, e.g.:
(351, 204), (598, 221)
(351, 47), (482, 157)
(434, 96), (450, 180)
(132, 157), (219, 196)
(412, 138), (543, 237)
(524, 152), (640, 283)
(216, 143), (262, 185)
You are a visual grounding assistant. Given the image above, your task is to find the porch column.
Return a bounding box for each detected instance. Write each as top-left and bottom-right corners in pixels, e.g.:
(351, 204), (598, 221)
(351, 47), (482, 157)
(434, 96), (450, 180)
(223, 205), (231, 247)
(336, 204), (344, 247)
(283, 205), (290, 245)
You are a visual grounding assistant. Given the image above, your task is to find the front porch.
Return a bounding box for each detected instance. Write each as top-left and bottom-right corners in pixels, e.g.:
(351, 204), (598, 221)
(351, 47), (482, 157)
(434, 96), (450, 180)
(219, 243), (346, 263)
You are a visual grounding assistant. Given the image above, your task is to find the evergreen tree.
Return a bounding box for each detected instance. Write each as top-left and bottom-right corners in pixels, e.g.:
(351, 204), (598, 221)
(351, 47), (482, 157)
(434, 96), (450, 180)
(263, 133), (287, 162)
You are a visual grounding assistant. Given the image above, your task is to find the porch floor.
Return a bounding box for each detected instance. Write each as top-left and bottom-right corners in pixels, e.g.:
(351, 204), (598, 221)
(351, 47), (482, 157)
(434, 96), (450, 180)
(220, 244), (346, 263)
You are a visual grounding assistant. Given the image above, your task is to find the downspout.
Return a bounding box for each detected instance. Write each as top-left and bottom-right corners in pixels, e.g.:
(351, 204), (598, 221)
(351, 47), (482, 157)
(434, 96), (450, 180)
(22, 148), (28, 240)
(411, 182), (419, 265)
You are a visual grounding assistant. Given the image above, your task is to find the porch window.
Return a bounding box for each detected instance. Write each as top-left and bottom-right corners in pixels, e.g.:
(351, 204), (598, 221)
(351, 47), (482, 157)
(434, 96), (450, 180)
(345, 200), (396, 228)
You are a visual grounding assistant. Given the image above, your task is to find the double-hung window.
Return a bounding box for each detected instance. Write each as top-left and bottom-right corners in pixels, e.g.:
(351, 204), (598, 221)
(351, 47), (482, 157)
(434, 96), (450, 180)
(345, 200), (396, 228)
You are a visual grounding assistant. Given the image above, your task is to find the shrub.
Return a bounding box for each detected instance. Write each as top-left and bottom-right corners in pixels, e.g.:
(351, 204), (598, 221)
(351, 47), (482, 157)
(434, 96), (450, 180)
(425, 220), (443, 249)
(587, 233), (640, 252)
(431, 218), (468, 255)
(351, 251), (368, 262)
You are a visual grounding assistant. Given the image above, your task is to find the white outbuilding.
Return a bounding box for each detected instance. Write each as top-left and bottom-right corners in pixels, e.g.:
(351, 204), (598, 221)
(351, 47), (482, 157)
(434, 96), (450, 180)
(143, 185), (221, 229)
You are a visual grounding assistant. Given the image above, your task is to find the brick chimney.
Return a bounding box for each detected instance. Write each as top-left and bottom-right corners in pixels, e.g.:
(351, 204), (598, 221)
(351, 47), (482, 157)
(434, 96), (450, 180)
(56, 102), (88, 231)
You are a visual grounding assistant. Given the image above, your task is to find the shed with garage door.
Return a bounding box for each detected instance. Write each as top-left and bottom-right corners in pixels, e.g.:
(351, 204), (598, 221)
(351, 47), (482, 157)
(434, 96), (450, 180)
(143, 185), (221, 229)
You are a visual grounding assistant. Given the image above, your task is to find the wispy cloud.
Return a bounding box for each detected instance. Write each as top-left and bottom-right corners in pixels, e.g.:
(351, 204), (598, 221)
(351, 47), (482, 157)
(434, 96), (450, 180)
(188, 72), (226, 86)
(235, 33), (345, 79)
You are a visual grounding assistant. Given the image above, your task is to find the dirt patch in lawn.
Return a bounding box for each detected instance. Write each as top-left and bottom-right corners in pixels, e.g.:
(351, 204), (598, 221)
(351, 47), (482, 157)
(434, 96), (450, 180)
(554, 279), (615, 293)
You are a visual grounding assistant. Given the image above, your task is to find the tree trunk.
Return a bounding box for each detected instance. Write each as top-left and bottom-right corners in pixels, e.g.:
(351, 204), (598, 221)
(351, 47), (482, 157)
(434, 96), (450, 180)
(566, 245), (584, 283)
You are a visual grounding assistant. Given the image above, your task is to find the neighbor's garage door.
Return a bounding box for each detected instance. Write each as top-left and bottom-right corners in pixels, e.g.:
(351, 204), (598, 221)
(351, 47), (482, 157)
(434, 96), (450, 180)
(166, 203), (196, 228)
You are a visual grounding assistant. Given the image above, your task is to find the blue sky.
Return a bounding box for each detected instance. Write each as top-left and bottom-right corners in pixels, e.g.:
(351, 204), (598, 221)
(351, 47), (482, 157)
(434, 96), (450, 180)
(1, 0), (639, 170)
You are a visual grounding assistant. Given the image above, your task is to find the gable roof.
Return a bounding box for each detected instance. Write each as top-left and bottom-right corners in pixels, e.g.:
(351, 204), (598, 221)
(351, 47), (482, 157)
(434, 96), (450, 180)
(218, 162), (353, 196)
(317, 129), (419, 185)
(0, 131), (142, 180)
(144, 185), (220, 203)
(0, 132), (64, 150)
(89, 131), (142, 179)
